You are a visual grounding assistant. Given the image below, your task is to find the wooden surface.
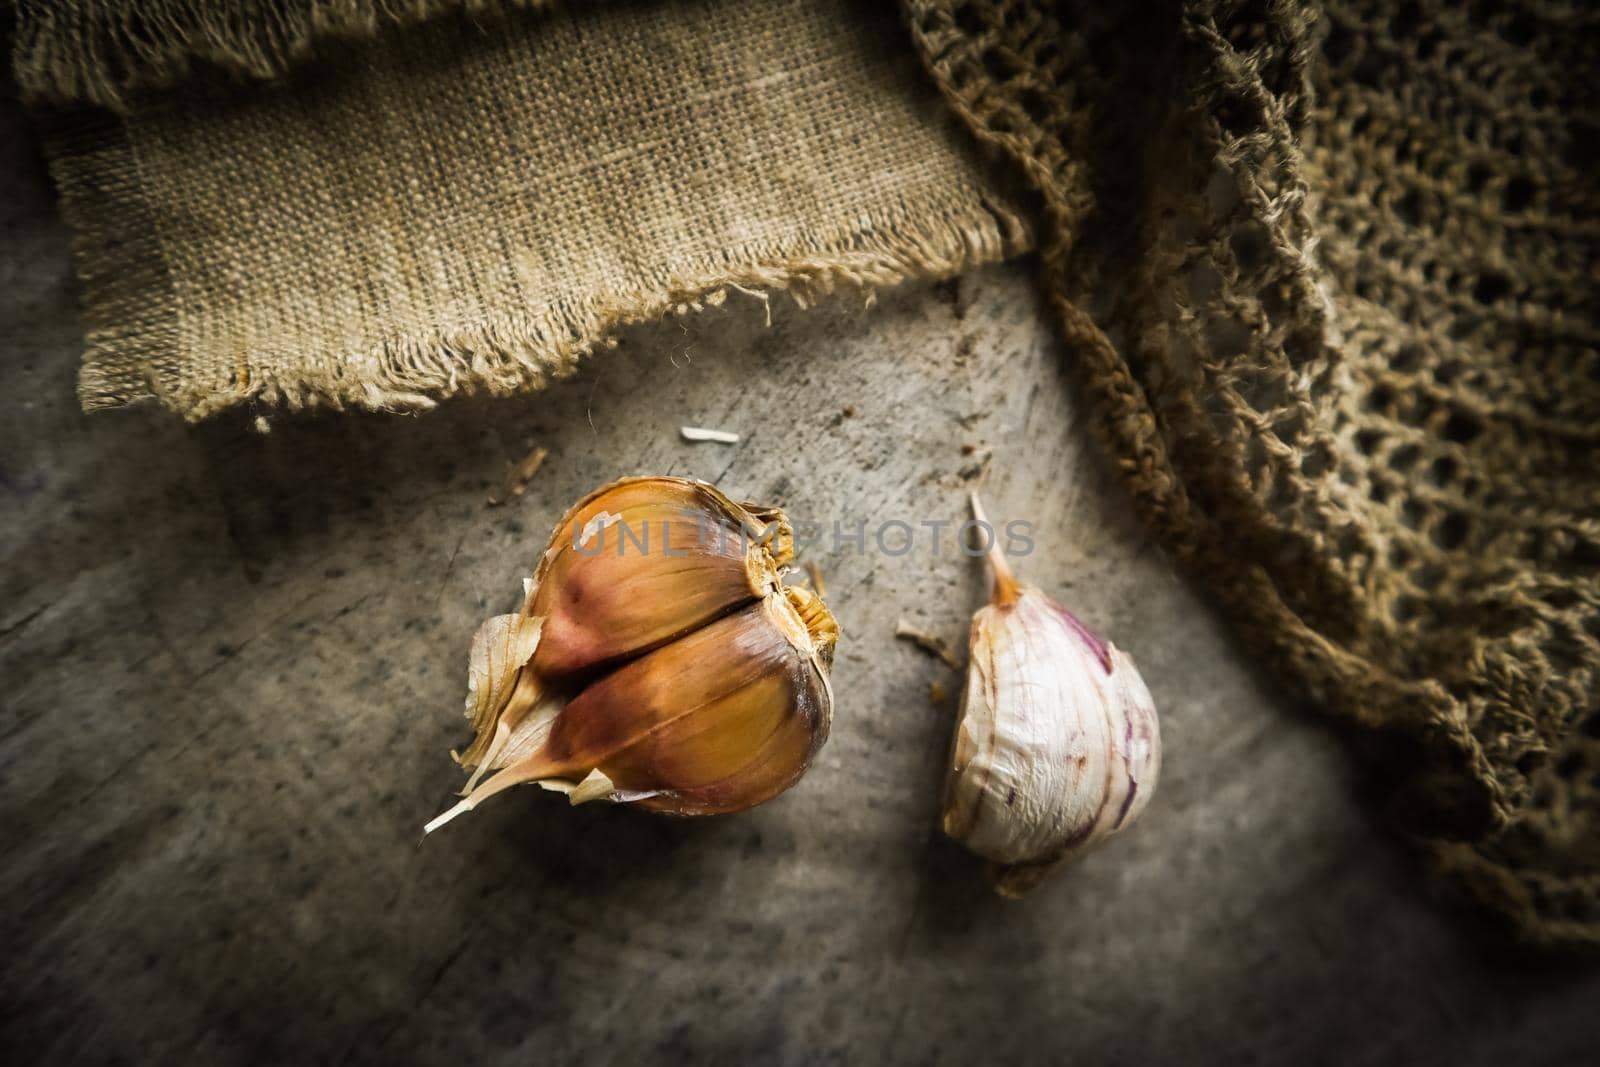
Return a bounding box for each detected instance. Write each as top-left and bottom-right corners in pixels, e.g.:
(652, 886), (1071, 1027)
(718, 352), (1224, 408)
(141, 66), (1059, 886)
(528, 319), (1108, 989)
(2, 97), (1596, 1065)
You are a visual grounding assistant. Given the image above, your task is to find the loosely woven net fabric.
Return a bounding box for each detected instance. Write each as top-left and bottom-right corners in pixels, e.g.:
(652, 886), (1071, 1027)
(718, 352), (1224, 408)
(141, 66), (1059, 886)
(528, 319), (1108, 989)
(907, 0), (1600, 943)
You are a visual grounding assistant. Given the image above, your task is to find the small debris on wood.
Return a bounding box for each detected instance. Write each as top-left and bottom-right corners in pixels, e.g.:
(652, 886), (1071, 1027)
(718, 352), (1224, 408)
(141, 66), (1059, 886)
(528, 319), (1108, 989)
(681, 426), (741, 444)
(727, 283), (772, 326)
(487, 444), (550, 506)
(805, 560), (827, 599)
(957, 449), (991, 482)
(895, 619), (962, 669)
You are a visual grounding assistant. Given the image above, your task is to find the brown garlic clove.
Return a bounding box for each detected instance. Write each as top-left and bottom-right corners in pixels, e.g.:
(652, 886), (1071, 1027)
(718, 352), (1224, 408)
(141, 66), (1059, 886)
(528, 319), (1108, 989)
(427, 476), (834, 832)
(460, 594), (833, 818)
(523, 477), (791, 679)
(454, 476), (795, 778)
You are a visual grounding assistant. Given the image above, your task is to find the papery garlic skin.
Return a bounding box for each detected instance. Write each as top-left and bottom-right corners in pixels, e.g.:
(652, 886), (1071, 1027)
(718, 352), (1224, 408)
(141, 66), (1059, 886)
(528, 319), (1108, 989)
(426, 477), (834, 833)
(942, 496), (1161, 895)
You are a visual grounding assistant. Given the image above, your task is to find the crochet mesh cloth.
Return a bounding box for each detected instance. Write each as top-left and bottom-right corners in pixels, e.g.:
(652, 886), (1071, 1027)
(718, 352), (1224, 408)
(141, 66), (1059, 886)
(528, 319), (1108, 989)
(906, 0), (1600, 944)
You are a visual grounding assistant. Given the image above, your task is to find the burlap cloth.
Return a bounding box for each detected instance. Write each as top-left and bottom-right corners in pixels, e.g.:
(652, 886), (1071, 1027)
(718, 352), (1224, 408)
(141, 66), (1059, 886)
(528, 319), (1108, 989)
(15, 0), (1600, 944)
(18, 0), (1030, 416)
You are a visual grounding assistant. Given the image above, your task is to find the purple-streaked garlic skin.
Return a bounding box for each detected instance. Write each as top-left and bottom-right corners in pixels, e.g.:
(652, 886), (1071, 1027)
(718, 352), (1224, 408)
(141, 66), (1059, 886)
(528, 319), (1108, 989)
(943, 496), (1161, 896)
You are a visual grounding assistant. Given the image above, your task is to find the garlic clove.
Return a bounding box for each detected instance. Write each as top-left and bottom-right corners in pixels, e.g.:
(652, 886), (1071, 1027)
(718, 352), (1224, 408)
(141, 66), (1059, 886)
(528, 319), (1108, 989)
(947, 590), (1160, 887)
(430, 594), (831, 825)
(546, 595), (831, 814)
(526, 477), (788, 678)
(427, 475), (835, 833)
(455, 476), (792, 783)
(941, 494), (1161, 895)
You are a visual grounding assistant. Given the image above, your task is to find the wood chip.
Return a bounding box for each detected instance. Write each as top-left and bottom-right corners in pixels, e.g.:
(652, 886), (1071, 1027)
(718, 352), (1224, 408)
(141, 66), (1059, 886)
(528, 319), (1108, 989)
(680, 426), (740, 443)
(486, 444), (549, 506)
(894, 619), (962, 669)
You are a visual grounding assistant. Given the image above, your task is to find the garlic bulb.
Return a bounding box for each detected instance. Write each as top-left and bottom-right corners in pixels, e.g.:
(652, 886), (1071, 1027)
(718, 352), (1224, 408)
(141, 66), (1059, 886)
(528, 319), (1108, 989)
(426, 476), (836, 832)
(943, 495), (1161, 896)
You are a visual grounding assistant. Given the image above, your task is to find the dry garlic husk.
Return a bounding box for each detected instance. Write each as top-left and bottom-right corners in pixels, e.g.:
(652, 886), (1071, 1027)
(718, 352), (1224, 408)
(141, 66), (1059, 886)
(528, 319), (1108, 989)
(943, 495), (1161, 896)
(426, 476), (836, 831)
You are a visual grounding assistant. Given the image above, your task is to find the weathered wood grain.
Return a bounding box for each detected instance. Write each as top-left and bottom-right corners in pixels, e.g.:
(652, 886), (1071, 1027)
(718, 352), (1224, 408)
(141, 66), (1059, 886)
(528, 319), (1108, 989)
(1, 98), (1594, 1066)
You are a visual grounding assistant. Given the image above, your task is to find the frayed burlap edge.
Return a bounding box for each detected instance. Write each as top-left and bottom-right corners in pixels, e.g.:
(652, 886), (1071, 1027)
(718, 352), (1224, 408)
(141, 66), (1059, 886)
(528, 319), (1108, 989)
(14, 0), (556, 112)
(51, 110), (1032, 422)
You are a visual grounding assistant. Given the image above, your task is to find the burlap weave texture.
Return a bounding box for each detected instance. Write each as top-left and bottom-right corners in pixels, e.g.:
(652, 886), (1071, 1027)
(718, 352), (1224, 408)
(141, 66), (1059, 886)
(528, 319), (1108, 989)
(34, 0), (1029, 418)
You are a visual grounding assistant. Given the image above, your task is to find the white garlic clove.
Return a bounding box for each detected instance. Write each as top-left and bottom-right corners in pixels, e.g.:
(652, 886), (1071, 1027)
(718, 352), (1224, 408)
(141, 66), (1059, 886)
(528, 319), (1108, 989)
(942, 495), (1161, 896)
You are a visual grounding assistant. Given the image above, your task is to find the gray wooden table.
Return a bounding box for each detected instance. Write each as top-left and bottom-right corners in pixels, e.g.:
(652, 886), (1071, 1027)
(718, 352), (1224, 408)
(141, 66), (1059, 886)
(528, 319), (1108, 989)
(2, 97), (1594, 1066)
